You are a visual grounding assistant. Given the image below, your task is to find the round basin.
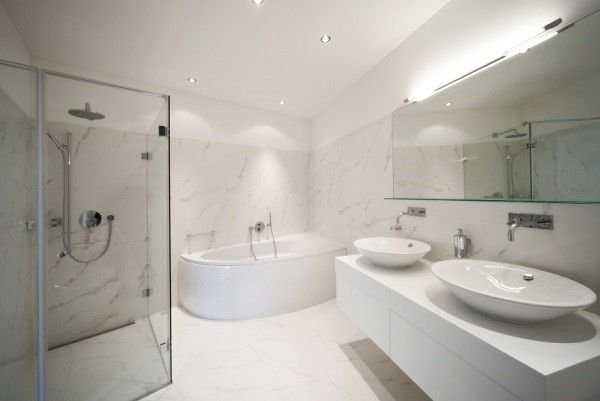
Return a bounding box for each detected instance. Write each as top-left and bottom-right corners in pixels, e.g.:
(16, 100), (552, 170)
(353, 237), (431, 269)
(431, 259), (597, 324)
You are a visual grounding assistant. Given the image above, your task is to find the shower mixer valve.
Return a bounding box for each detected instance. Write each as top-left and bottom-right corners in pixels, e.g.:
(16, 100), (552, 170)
(79, 211), (115, 229)
(79, 210), (103, 229)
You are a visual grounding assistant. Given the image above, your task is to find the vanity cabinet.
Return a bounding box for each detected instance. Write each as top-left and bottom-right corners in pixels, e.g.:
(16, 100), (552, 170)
(335, 255), (600, 401)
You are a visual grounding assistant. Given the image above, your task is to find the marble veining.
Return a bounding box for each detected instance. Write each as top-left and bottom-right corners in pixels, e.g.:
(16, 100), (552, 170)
(142, 301), (427, 401)
(47, 317), (168, 401)
(170, 138), (310, 305)
(0, 86), (35, 401)
(46, 123), (153, 347)
(310, 115), (600, 314)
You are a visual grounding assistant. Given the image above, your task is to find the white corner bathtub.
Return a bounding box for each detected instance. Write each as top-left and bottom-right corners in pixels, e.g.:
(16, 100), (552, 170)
(178, 232), (346, 320)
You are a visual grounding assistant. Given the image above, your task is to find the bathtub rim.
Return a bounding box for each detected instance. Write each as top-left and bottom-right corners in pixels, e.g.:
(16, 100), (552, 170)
(180, 232), (345, 266)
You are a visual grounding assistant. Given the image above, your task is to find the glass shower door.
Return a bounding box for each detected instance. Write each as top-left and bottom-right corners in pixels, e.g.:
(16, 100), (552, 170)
(44, 72), (171, 401)
(0, 60), (38, 401)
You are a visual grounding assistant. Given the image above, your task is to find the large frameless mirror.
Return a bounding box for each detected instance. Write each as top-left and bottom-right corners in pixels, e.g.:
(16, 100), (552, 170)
(391, 10), (600, 203)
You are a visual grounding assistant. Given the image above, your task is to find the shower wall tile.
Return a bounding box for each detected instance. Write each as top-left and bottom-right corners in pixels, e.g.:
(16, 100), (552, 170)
(0, 87), (35, 401)
(170, 138), (310, 305)
(309, 115), (600, 314)
(46, 123), (149, 347)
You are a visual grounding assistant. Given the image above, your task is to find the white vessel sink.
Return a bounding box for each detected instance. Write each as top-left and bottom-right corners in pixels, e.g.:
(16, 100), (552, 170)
(431, 259), (597, 324)
(353, 237), (431, 269)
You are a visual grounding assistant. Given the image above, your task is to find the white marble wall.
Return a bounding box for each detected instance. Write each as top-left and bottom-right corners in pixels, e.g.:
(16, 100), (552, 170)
(532, 121), (600, 201)
(0, 86), (35, 401)
(310, 115), (600, 314)
(393, 145), (464, 198)
(170, 138), (310, 305)
(46, 123), (151, 347)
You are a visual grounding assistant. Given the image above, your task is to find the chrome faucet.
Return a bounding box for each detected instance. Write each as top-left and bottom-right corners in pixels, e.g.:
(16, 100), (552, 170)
(507, 218), (520, 242)
(389, 212), (408, 231)
(507, 213), (554, 242)
(390, 207), (427, 232)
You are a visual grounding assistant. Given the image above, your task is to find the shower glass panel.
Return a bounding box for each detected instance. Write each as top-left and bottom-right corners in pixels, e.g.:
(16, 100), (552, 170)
(44, 72), (171, 401)
(146, 101), (171, 378)
(0, 61), (37, 401)
(463, 124), (532, 200)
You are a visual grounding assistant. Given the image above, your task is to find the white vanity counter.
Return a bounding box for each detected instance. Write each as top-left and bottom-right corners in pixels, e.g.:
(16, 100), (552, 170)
(335, 255), (600, 401)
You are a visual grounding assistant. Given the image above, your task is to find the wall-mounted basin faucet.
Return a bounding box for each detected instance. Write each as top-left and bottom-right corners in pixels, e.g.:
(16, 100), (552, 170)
(507, 213), (553, 242)
(389, 207), (426, 231)
(507, 218), (520, 242)
(390, 212), (408, 231)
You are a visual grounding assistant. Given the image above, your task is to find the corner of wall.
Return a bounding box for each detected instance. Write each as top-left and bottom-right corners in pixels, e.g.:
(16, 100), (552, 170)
(0, 2), (31, 64)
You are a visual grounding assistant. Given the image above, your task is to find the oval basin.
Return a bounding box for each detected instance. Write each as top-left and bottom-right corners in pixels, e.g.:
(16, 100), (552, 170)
(431, 259), (597, 324)
(354, 237), (431, 269)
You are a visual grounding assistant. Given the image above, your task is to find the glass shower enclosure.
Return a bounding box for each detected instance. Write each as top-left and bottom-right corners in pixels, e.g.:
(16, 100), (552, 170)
(0, 58), (171, 401)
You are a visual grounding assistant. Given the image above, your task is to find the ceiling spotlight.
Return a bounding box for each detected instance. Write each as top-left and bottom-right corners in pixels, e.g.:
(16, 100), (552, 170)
(279, 100), (285, 105)
(445, 101), (452, 107)
(320, 35), (332, 43)
(252, 0), (264, 4)
(187, 77), (197, 83)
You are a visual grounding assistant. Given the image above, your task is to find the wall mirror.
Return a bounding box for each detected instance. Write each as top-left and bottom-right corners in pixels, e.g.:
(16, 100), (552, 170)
(391, 10), (600, 203)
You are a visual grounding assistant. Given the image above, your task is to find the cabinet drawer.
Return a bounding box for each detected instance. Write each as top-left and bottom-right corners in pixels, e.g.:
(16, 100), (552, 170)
(390, 311), (520, 401)
(336, 276), (390, 353)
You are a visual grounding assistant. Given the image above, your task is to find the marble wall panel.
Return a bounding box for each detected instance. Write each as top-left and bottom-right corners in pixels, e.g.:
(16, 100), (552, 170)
(46, 123), (150, 347)
(310, 115), (600, 314)
(0, 84), (35, 401)
(169, 138), (310, 305)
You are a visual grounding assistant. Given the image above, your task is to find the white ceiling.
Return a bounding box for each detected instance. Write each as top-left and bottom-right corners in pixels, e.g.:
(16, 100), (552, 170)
(397, 10), (600, 115)
(1, 0), (450, 119)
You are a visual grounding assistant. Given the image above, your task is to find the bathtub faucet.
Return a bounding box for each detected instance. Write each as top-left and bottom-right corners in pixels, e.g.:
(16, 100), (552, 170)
(248, 226), (257, 261)
(267, 211), (277, 259)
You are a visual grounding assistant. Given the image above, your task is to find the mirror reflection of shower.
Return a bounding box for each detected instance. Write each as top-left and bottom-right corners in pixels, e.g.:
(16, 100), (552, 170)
(492, 126), (530, 199)
(46, 102), (114, 263)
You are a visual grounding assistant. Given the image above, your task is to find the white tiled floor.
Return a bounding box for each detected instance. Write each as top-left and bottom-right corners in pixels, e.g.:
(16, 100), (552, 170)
(143, 301), (430, 401)
(47, 318), (169, 401)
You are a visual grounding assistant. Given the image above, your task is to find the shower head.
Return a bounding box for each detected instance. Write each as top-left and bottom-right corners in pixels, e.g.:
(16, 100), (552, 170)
(68, 102), (105, 121)
(492, 128), (527, 139)
(505, 132), (528, 139)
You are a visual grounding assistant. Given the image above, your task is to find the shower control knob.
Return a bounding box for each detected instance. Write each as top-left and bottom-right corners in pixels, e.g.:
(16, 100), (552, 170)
(254, 221), (265, 232)
(79, 210), (102, 229)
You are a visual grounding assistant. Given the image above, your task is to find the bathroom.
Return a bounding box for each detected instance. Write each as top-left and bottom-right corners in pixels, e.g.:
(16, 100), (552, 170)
(1, 0), (599, 400)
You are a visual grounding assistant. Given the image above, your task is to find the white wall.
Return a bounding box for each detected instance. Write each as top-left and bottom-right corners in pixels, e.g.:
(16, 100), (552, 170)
(33, 58), (311, 151)
(31, 58), (312, 307)
(0, 1), (29, 64)
(0, 1), (32, 118)
(311, 0), (600, 149)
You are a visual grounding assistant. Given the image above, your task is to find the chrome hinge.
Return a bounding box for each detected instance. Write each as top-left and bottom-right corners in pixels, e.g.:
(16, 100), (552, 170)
(49, 217), (62, 228)
(142, 288), (153, 297)
(159, 339), (171, 352)
(141, 152), (152, 160)
(18, 220), (36, 231)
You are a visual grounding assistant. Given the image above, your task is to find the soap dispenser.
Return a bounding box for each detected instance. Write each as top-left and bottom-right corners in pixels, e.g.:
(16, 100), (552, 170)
(453, 228), (468, 258)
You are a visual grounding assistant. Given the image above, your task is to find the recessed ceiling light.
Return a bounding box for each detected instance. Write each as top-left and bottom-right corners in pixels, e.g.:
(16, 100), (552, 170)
(445, 101), (452, 107)
(187, 77), (197, 83)
(279, 100), (285, 105)
(252, 0), (264, 4)
(320, 35), (332, 43)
